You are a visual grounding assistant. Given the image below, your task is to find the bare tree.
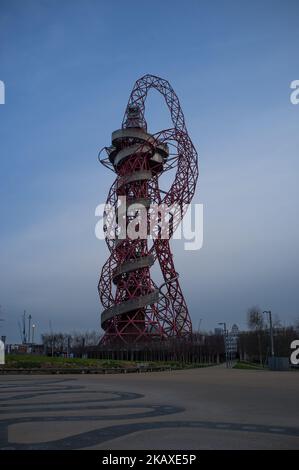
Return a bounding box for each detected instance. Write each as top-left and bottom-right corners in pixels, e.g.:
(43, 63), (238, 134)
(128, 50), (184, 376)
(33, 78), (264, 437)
(41, 330), (100, 357)
(247, 306), (264, 365)
(272, 314), (282, 329)
(247, 306), (264, 330)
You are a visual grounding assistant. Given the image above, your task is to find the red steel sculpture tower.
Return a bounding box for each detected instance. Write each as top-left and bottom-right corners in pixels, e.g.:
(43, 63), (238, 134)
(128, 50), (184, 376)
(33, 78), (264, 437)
(98, 75), (198, 345)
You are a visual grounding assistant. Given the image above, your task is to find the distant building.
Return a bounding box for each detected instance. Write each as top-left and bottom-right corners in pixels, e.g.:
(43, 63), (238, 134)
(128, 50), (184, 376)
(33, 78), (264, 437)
(5, 343), (44, 355)
(226, 324), (239, 357)
(213, 324), (239, 359)
(231, 324), (239, 336)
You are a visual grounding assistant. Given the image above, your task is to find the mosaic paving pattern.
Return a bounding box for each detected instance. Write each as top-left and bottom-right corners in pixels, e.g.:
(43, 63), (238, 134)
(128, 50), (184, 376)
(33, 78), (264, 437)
(1, 377), (299, 449)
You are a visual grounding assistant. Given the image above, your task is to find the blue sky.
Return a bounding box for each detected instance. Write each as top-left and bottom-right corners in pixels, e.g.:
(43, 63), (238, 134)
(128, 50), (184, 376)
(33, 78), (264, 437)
(0, 0), (298, 342)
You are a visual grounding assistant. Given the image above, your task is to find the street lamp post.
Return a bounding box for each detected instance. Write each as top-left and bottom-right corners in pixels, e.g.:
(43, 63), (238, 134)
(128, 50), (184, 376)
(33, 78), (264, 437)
(32, 324), (35, 344)
(263, 310), (274, 357)
(219, 322), (228, 368)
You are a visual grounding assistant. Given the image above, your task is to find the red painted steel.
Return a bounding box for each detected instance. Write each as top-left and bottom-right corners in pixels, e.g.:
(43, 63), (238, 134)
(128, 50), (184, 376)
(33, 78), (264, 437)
(98, 75), (198, 345)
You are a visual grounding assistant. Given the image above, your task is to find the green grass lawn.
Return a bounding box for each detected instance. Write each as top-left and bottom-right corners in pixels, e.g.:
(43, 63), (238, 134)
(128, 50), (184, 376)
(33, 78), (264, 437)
(233, 361), (265, 370)
(2, 354), (214, 370)
(3, 354), (136, 369)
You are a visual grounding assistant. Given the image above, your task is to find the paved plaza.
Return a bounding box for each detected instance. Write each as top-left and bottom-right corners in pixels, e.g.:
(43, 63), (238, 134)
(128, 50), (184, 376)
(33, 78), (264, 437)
(0, 366), (298, 449)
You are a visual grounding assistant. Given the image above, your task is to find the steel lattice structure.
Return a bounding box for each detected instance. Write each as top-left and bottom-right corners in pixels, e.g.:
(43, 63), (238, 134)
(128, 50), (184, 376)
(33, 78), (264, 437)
(98, 74), (198, 345)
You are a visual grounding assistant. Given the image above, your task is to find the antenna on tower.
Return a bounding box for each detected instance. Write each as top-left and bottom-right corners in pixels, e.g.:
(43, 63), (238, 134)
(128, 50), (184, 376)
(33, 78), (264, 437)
(28, 314), (32, 344)
(18, 320), (23, 343)
(22, 310), (27, 344)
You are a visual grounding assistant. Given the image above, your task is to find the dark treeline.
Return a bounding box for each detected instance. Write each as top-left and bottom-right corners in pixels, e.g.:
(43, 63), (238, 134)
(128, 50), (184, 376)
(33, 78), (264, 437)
(40, 327), (298, 365)
(238, 327), (298, 365)
(41, 331), (225, 363)
(39, 307), (299, 364)
(41, 331), (100, 356)
(88, 333), (225, 364)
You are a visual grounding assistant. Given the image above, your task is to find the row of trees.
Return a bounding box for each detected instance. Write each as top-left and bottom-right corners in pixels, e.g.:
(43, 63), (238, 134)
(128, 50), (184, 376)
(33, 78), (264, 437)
(41, 331), (100, 356)
(39, 307), (299, 364)
(91, 333), (226, 363)
(41, 330), (226, 363)
(242, 306), (298, 364)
